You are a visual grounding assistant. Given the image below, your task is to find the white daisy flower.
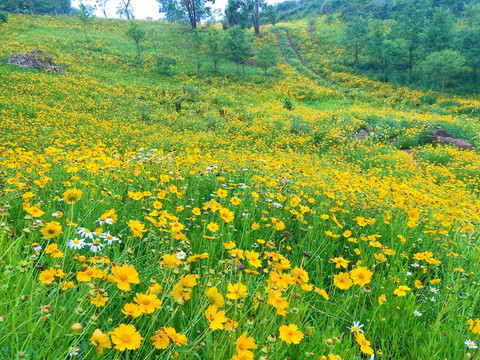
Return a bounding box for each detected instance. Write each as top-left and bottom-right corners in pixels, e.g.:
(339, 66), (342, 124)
(100, 232), (120, 245)
(273, 202), (283, 208)
(176, 251), (186, 260)
(32, 243), (42, 252)
(87, 241), (105, 253)
(98, 217), (114, 225)
(429, 287), (438, 294)
(347, 321), (364, 333)
(68, 238), (86, 250)
(52, 212), (60, 217)
(413, 310), (422, 316)
(465, 339), (478, 349)
(411, 263), (420, 267)
(76, 227), (95, 240)
(67, 347), (81, 356)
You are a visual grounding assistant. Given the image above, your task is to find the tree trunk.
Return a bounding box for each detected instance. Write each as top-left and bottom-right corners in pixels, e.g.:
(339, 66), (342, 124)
(409, 48), (413, 83)
(136, 42), (141, 61)
(473, 66), (477, 93)
(214, 60), (217, 73)
(354, 41), (358, 69)
(441, 75), (445, 95)
(265, 68), (268, 83)
(236, 62), (240, 77)
(252, 0), (260, 35)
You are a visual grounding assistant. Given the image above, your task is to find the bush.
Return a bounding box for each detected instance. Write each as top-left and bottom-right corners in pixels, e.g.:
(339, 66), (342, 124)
(156, 55), (176, 75)
(0, 11), (8, 24)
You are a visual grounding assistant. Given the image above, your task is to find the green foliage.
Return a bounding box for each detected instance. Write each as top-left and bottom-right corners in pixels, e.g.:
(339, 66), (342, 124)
(126, 22), (146, 61)
(422, 49), (465, 94)
(157, 0), (214, 28)
(225, 25), (252, 77)
(156, 55), (176, 75)
(255, 35), (279, 82)
(76, 3), (94, 42)
(0, 11), (8, 23)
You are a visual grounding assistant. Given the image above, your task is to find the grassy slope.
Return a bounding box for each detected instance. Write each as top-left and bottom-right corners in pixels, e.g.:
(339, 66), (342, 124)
(0, 14), (480, 360)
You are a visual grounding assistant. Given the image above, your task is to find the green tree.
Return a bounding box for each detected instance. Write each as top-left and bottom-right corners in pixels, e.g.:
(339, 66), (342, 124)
(126, 22), (146, 61)
(225, 0), (250, 28)
(157, 0), (214, 29)
(255, 35), (279, 82)
(382, 38), (408, 82)
(420, 6), (454, 52)
(422, 49), (465, 94)
(342, 14), (368, 69)
(95, 0), (109, 17)
(77, 3), (94, 42)
(205, 27), (223, 73)
(225, 25), (251, 77)
(262, 4), (276, 25)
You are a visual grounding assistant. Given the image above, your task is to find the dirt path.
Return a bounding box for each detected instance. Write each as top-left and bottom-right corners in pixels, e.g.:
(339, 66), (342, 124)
(283, 29), (309, 69)
(274, 31), (289, 64)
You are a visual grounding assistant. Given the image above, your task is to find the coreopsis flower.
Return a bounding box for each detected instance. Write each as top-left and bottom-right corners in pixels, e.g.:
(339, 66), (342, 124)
(349, 266), (373, 287)
(98, 209), (117, 224)
(38, 268), (57, 284)
(314, 288), (329, 300)
(333, 272), (353, 290)
(63, 188), (82, 204)
(207, 222), (219, 232)
(90, 294), (108, 307)
(217, 189), (227, 198)
(205, 305), (227, 330)
(77, 266), (105, 282)
(245, 250), (262, 268)
(109, 324), (143, 351)
(151, 327), (170, 349)
(393, 285), (411, 297)
(41, 221), (62, 238)
(279, 324), (304, 344)
(134, 292), (162, 314)
(226, 282), (248, 300)
(122, 303), (142, 318)
(332, 257), (350, 269)
(89, 329), (111, 354)
(355, 332), (374, 355)
(271, 217), (286, 231)
(235, 331), (257, 358)
(45, 243), (64, 258)
(109, 264), (140, 291)
(160, 254), (182, 268)
(219, 208), (234, 223)
(165, 327), (188, 346)
(127, 219), (147, 238)
(187, 253), (209, 262)
(205, 287), (225, 308)
(291, 267), (309, 286)
(267, 290), (289, 316)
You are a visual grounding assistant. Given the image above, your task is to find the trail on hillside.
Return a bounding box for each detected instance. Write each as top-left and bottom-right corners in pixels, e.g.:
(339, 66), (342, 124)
(274, 28), (321, 80)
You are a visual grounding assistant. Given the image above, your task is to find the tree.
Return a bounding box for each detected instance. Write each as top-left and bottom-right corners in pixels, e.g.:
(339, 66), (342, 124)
(250, 0), (264, 35)
(420, 6), (454, 52)
(25, 0), (34, 14)
(157, 0), (214, 29)
(255, 35), (279, 82)
(205, 26), (222, 73)
(186, 28), (205, 76)
(458, 25), (480, 92)
(262, 4), (276, 25)
(147, 27), (159, 57)
(95, 0), (109, 17)
(126, 22), (146, 61)
(225, 25), (251, 77)
(117, 0), (134, 19)
(225, 0), (250, 28)
(78, 3), (94, 42)
(342, 14), (368, 69)
(381, 38), (408, 82)
(422, 49), (465, 94)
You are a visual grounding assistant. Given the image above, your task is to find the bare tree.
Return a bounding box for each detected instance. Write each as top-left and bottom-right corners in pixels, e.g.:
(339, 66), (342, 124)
(96, 0), (110, 18)
(25, 0), (35, 15)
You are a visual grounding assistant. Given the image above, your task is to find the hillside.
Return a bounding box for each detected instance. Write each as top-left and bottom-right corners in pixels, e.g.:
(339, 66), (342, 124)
(1, 14), (480, 360)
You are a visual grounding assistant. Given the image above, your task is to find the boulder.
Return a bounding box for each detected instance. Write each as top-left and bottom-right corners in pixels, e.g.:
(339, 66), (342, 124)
(7, 50), (63, 73)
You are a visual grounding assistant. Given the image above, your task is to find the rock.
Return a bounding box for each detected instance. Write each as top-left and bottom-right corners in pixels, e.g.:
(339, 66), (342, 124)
(432, 129), (452, 138)
(355, 129), (370, 140)
(437, 136), (476, 150)
(401, 149), (413, 154)
(7, 50), (63, 73)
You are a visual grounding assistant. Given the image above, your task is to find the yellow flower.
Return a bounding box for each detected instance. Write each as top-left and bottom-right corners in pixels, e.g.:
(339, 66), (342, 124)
(235, 331), (257, 358)
(89, 329), (112, 354)
(251, 222), (260, 230)
(40, 221), (62, 238)
(230, 196), (241, 205)
(134, 292), (162, 314)
(332, 257), (350, 269)
(109, 264), (140, 291)
(393, 285), (411, 297)
(349, 266), (373, 287)
(121, 303), (142, 318)
(279, 324), (304, 344)
(127, 219), (147, 238)
(207, 222), (219, 232)
(355, 332), (374, 355)
(333, 272), (353, 290)
(226, 282), (248, 300)
(205, 287), (225, 308)
(63, 188), (82, 204)
(109, 324), (143, 351)
(90, 294), (108, 307)
(205, 305), (227, 330)
(217, 189), (227, 198)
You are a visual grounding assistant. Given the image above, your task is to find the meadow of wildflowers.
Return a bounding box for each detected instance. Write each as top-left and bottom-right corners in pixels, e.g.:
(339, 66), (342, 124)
(1, 14), (480, 360)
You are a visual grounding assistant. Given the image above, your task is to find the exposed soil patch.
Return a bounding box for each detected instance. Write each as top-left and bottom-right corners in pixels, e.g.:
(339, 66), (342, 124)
(7, 50), (63, 73)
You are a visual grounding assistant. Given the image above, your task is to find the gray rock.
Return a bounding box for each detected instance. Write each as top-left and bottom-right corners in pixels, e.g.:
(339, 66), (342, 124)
(7, 50), (63, 73)
(437, 136), (476, 150)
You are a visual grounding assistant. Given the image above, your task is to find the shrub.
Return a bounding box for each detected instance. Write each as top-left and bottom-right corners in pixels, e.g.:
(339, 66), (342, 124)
(156, 55), (176, 75)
